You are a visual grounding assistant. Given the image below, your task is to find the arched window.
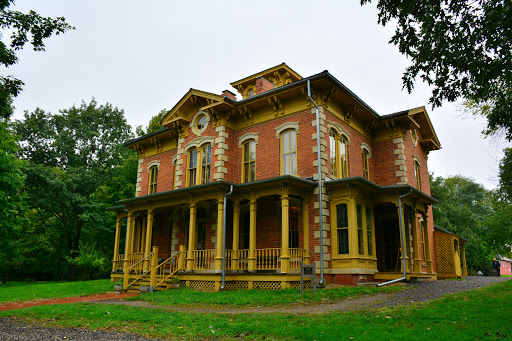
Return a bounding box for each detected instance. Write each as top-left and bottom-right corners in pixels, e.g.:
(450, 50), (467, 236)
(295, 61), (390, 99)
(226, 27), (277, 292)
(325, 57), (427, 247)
(281, 130), (297, 176)
(187, 143), (212, 187)
(148, 165), (158, 194)
(330, 129), (349, 178)
(414, 159), (421, 190)
(362, 148), (370, 180)
(242, 140), (256, 182)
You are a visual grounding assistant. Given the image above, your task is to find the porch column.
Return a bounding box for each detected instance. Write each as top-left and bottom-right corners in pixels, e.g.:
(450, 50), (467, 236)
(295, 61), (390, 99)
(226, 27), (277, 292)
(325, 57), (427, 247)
(281, 193), (290, 273)
(422, 211), (434, 273)
(123, 211), (134, 290)
(411, 206), (422, 272)
(248, 197), (257, 272)
(461, 243), (468, 276)
(397, 202), (409, 272)
(112, 215), (122, 271)
(232, 201), (240, 270)
(215, 197), (224, 272)
(143, 209), (154, 271)
(302, 198), (310, 265)
(186, 203), (197, 272)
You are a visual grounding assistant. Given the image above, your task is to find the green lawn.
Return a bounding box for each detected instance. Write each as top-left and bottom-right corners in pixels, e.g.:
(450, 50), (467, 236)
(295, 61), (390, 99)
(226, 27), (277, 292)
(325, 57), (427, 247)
(1, 280), (510, 340)
(0, 279), (113, 303)
(127, 284), (404, 307)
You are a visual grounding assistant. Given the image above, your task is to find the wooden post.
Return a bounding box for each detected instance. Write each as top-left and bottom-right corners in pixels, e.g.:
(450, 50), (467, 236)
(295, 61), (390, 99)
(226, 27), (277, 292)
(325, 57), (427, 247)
(178, 245), (186, 270)
(461, 243), (468, 276)
(186, 203), (197, 271)
(422, 210), (434, 274)
(150, 246), (158, 288)
(215, 198), (224, 272)
(144, 209), (154, 272)
(411, 206), (422, 272)
(281, 193), (290, 273)
(123, 212), (134, 290)
(232, 201), (240, 270)
(113, 215), (122, 272)
(248, 197), (257, 272)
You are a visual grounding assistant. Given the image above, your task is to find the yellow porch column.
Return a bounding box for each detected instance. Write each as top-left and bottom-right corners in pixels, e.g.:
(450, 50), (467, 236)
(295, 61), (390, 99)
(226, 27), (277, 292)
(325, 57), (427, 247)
(186, 203), (197, 271)
(348, 199), (358, 258)
(232, 201), (240, 270)
(144, 209), (154, 271)
(411, 206), (422, 272)
(248, 197), (257, 272)
(422, 212), (434, 274)
(302, 198), (310, 265)
(280, 193), (290, 273)
(112, 215), (122, 271)
(123, 211), (134, 290)
(461, 243), (468, 276)
(397, 202), (410, 272)
(215, 198), (224, 272)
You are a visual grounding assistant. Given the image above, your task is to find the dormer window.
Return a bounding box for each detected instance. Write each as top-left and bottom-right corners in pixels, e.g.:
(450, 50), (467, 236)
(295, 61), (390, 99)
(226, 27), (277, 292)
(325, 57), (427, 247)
(248, 90), (255, 97)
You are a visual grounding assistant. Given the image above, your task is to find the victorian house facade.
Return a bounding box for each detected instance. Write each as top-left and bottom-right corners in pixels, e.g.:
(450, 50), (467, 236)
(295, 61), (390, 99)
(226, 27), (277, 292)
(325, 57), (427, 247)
(110, 64), (443, 291)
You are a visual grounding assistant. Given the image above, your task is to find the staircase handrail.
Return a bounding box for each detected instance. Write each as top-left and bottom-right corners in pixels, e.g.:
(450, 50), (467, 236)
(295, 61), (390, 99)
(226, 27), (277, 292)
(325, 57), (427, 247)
(126, 252), (154, 289)
(154, 251), (181, 289)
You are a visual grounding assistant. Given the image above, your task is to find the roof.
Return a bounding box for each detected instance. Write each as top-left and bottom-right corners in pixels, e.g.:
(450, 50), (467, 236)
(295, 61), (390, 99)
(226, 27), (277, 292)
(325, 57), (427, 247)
(434, 226), (470, 243)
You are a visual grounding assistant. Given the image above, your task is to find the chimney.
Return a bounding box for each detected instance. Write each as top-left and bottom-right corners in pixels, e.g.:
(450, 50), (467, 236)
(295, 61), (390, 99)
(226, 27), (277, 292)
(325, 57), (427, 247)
(222, 90), (237, 101)
(255, 77), (274, 95)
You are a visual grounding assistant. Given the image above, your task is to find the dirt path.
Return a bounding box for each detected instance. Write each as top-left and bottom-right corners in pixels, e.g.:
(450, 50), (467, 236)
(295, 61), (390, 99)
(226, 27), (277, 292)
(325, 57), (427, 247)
(0, 292), (139, 312)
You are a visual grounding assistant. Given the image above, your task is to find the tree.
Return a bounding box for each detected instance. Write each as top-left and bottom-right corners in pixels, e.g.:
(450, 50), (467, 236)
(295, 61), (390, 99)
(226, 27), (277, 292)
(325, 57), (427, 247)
(498, 148), (512, 200)
(0, 0), (73, 119)
(361, 0), (512, 140)
(135, 108), (168, 136)
(14, 99), (134, 280)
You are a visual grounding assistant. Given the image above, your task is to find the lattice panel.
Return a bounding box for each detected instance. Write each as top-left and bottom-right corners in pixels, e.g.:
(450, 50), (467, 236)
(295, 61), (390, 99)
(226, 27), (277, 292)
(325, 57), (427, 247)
(434, 234), (455, 275)
(189, 280), (215, 292)
(253, 281), (282, 290)
(290, 281), (310, 290)
(223, 281), (249, 291)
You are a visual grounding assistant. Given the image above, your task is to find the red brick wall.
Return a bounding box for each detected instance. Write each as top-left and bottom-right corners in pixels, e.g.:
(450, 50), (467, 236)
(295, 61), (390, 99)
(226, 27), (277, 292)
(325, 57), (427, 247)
(372, 139), (396, 186)
(138, 150), (176, 196)
(403, 130), (431, 195)
(255, 77), (273, 95)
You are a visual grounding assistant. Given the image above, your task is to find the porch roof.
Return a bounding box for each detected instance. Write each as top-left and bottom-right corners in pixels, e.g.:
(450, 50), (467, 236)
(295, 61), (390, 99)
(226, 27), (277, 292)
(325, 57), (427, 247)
(434, 226), (470, 243)
(108, 175), (317, 212)
(324, 176), (438, 205)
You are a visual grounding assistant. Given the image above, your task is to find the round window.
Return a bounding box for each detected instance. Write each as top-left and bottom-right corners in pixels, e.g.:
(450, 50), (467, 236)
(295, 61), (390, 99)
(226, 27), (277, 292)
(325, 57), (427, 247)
(196, 114), (206, 130)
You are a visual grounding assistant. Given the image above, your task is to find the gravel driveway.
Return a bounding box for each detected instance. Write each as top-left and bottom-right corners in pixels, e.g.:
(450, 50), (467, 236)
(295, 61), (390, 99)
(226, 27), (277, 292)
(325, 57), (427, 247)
(0, 276), (509, 340)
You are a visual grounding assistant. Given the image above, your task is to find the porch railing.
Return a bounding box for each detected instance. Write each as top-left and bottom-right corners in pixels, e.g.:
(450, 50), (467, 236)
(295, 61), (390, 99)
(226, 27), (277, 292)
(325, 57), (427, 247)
(225, 249), (249, 271)
(112, 253), (124, 271)
(192, 249), (216, 270)
(126, 251), (153, 289)
(289, 248), (306, 270)
(255, 248), (281, 270)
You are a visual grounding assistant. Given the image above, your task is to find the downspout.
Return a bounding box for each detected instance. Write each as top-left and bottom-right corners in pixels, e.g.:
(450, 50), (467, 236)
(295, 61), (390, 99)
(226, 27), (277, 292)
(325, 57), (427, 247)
(307, 80), (324, 285)
(378, 189), (413, 287)
(220, 185), (234, 290)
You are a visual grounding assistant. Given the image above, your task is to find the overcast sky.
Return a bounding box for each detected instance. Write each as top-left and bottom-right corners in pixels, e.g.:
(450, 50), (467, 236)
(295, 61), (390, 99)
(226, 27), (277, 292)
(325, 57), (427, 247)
(7, 0), (509, 189)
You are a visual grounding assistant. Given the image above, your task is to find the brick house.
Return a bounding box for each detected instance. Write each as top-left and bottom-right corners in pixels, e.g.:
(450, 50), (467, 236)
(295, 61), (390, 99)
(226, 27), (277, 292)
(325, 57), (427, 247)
(110, 63), (442, 291)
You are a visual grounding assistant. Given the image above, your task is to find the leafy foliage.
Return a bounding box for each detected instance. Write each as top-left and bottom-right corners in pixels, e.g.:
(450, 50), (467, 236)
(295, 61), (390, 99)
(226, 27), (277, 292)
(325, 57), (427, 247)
(14, 99), (135, 280)
(362, 0), (512, 140)
(135, 108), (167, 136)
(0, 0), (73, 119)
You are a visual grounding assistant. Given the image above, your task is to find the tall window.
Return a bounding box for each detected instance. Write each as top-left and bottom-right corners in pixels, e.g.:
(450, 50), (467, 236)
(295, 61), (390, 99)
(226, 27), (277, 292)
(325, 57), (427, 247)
(148, 165), (158, 194)
(336, 204), (349, 254)
(201, 144), (212, 184)
(330, 129), (348, 178)
(188, 148), (198, 187)
(243, 140), (256, 182)
(357, 204), (364, 255)
(281, 130), (297, 176)
(362, 149), (370, 179)
(414, 160), (421, 190)
(366, 206), (373, 256)
(187, 144), (212, 187)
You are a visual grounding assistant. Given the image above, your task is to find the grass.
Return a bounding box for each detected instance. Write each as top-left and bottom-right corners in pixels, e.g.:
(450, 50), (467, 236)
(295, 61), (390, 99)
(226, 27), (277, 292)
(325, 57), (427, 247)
(0, 279), (113, 303)
(127, 284), (405, 307)
(1, 280), (511, 340)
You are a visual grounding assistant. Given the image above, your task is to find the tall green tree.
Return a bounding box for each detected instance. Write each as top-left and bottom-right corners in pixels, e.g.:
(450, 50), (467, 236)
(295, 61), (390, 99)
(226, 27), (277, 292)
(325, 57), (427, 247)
(0, 0), (73, 119)
(135, 108), (168, 136)
(14, 99), (134, 280)
(361, 0), (512, 140)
